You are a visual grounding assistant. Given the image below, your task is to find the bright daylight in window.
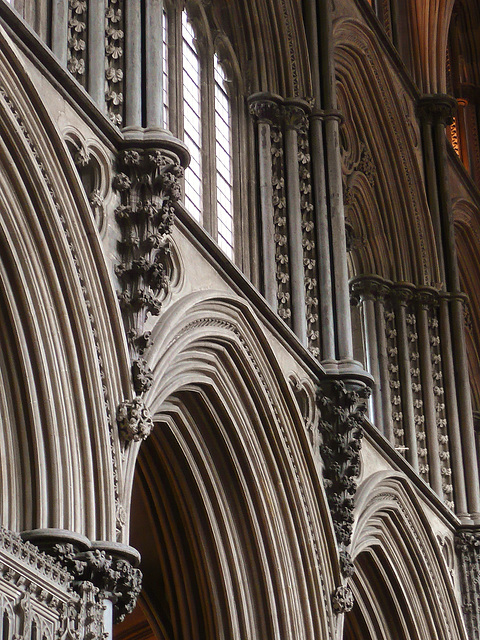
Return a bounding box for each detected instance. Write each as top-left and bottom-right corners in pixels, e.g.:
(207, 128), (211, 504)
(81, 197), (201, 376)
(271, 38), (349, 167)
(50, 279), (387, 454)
(214, 54), (234, 258)
(182, 11), (202, 222)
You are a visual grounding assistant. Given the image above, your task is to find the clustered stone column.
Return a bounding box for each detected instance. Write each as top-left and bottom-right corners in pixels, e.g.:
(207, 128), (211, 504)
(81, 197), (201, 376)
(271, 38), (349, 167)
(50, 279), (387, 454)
(248, 94), (321, 355)
(417, 94), (480, 520)
(350, 275), (479, 517)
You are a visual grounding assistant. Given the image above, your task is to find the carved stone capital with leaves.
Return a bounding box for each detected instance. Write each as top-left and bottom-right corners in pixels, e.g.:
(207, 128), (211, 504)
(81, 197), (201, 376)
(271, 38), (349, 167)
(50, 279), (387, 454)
(281, 99), (310, 133)
(248, 93), (282, 125)
(350, 275), (392, 305)
(46, 542), (142, 623)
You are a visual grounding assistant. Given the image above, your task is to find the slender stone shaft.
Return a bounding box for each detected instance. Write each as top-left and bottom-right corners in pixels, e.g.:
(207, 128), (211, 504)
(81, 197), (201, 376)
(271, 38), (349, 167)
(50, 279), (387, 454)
(125, 0), (142, 127)
(88, 0), (105, 108)
(451, 296), (480, 516)
(284, 103), (308, 346)
(146, 0), (164, 128)
(248, 96), (281, 309)
(363, 294), (382, 428)
(394, 287), (418, 472)
(439, 295), (468, 516)
(310, 114), (335, 360)
(51, 0), (68, 66)
(375, 287), (394, 443)
(417, 293), (442, 496)
(420, 119), (445, 284)
(302, 0), (335, 361)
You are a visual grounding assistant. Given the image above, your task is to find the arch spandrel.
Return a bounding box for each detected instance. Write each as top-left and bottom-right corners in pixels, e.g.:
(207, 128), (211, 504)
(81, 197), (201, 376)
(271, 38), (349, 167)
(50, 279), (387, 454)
(120, 290), (339, 640)
(0, 27), (130, 542)
(349, 471), (467, 640)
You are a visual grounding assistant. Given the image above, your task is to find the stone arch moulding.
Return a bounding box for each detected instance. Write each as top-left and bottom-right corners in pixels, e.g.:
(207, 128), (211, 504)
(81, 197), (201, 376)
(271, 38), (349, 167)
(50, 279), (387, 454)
(0, 26), (131, 542)
(349, 471), (467, 640)
(121, 290), (342, 640)
(334, 18), (441, 287)
(452, 199), (480, 408)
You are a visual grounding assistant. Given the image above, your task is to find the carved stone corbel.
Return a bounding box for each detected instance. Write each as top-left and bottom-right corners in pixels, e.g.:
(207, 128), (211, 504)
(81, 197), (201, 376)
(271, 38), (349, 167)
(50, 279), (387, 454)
(316, 379), (370, 579)
(113, 143), (184, 404)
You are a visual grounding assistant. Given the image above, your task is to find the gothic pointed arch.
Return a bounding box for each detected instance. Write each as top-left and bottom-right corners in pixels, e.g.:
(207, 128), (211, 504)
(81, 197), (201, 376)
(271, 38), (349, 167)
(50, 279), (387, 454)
(0, 27), (130, 541)
(119, 291), (339, 640)
(346, 471), (467, 640)
(335, 19), (440, 286)
(453, 199), (480, 407)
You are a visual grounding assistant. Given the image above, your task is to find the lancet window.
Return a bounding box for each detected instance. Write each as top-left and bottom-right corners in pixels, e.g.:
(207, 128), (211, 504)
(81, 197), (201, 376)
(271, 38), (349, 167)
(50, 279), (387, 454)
(162, 3), (236, 259)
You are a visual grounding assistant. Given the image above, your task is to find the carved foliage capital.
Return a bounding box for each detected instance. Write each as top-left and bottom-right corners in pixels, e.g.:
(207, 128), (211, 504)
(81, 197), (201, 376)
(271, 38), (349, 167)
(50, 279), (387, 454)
(48, 544), (142, 623)
(391, 283), (415, 306)
(248, 98), (281, 125)
(350, 276), (391, 304)
(281, 102), (309, 132)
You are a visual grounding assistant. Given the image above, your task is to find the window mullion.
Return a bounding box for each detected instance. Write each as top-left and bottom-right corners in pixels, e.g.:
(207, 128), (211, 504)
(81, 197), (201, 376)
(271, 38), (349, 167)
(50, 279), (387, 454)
(201, 47), (217, 239)
(169, 3), (183, 139)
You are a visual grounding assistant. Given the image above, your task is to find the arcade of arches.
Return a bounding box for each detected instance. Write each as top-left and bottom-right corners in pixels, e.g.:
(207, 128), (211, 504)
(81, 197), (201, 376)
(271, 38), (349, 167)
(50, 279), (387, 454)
(0, 0), (479, 639)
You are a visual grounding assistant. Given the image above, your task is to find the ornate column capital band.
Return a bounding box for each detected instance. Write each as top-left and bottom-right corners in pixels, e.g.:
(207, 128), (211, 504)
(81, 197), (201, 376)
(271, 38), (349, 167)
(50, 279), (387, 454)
(21, 529), (142, 623)
(416, 94), (458, 126)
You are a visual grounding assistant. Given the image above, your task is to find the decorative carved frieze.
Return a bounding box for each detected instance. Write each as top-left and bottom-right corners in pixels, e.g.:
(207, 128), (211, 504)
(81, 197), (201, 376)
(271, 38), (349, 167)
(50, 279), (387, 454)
(316, 379), (370, 576)
(113, 146), (184, 396)
(455, 529), (480, 639)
